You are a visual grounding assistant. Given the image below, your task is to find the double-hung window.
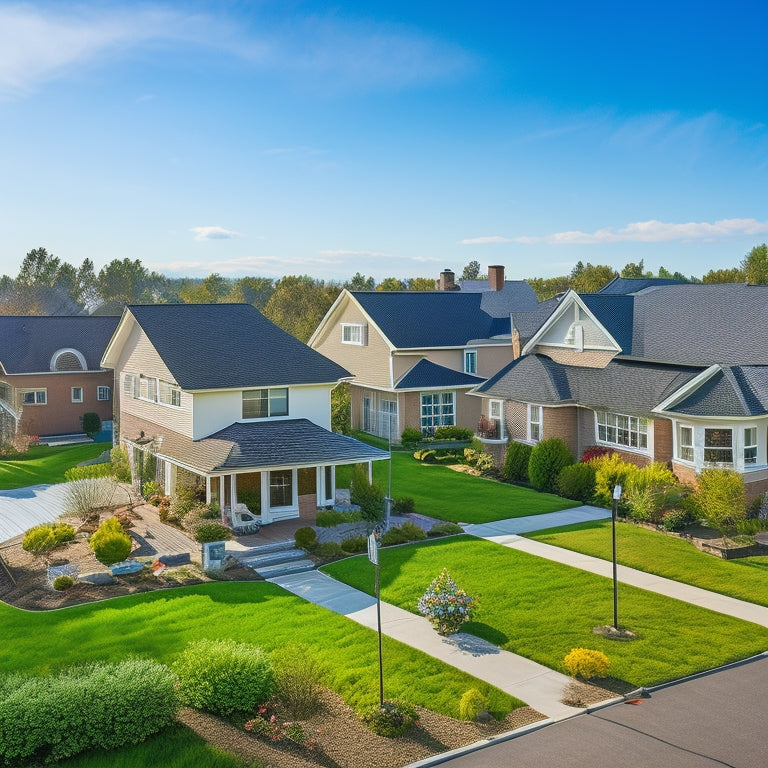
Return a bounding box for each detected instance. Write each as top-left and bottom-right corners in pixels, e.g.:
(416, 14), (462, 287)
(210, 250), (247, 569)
(464, 348), (477, 374)
(341, 324), (365, 345)
(744, 427), (758, 465)
(420, 392), (454, 434)
(242, 388), (289, 419)
(677, 424), (694, 462)
(97, 386), (111, 402)
(528, 404), (542, 442)
(158, 380), (181, 407)
(596, 411), (648, 450)
(71, 387), (83, 403)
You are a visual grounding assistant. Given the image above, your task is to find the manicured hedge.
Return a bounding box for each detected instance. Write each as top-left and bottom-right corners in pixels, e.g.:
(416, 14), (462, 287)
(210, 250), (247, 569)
(0, 659), (178, 766)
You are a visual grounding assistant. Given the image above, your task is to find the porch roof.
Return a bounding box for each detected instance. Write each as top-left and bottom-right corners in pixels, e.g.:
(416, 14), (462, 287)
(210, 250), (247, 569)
(200, 419), (389, 472)
(394, 359), (485, 390)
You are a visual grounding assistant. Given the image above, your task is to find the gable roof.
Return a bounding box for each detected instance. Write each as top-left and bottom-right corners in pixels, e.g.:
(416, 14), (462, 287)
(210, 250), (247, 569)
(119, 304), (350, 390)
(394, 359), (486, 390)
(579, 294), (635, 353)
(598, 277), (684, 294)
(0, 316), (119, 374)
(349, 287), (539, 348)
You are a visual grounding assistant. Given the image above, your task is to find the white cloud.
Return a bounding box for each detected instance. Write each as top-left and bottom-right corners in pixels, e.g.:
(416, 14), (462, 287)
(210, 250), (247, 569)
(462, 218), (768, 246)
(190, 226), (241, 241)
(319, 249), (394, 259)
(459, 236), (512, 245)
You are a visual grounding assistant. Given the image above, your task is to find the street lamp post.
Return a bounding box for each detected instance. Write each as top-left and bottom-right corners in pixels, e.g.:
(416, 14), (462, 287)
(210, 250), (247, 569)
(612, 484), (622, 631)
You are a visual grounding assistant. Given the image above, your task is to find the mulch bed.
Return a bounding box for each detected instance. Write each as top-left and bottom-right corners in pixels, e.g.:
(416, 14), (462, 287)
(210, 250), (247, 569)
(179, 689), (546, 768)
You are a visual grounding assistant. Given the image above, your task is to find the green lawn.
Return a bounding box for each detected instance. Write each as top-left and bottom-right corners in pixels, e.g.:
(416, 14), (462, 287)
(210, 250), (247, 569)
(321, 536), (768, 687)
(337, 449), (577, 524)
(527, 519), (768, 607)
(54, 724), (249, 768)
(2, 581), (521, 720)
(0, 442), (111, 489)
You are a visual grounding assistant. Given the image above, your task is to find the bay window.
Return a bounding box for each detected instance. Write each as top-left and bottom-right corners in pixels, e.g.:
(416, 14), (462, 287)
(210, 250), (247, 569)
(744, 427), (758, 465)
(704, 428), (733, 465)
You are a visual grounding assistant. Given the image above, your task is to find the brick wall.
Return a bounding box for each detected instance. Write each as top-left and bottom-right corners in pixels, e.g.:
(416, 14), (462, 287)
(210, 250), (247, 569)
(672, 462), (697, 488)
(653, 417), (673, 464)
(542, 406), (578, 458)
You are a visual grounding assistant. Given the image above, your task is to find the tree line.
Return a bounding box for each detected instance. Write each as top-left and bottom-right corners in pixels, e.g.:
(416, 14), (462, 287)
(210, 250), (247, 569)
(1, 244), (766, 341)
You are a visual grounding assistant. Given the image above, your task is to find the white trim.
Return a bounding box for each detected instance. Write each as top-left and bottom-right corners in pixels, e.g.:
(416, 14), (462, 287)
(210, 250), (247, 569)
(653, 364), (722, 413)
(50, 347), (87, 372)
(341, 322), (366, 345)
(594, 409), (650, 454)
(97, 385), (111, 401)
(463, 348), (478, 374)
(71, 386), (83, 403)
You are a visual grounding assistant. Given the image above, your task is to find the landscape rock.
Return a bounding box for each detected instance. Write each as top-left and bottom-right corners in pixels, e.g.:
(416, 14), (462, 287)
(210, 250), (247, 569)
(80, 571), (115, 586)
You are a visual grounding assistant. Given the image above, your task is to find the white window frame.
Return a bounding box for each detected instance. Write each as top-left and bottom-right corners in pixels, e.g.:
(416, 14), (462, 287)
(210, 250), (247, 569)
(677, 424), (694, 463)
(528, 404), (542, 443)
(268, 468), (296, 510)
(341, 323), (365, 345)
(489, 399), (503, 420)
(97, 386), (111, 402)
(703, 427), (733, 466)
(595, 410), (648, 451)
(20, 389), (47, 406)
(744, 426), (758, 466)
(464, 348), (477, 375)
(158, 380), (181, 407)
(420, 391), (455, 434)
(242, 387), (289, 419)
(71, 387), (83, 403)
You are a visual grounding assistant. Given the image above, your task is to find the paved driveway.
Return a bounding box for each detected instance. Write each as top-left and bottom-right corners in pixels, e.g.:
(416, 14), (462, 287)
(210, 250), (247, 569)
(434, 655), (768, 768)
(0, 484), (69, 542)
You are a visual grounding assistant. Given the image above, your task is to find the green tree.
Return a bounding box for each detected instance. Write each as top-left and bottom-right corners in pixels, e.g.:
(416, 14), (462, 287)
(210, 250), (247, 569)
(227, 276), (275, 309)
(344, 272), (376, 291)
(377, 277), (407, 291)
(408, 277), (436, 291)
(620, 260), (650, 279)
(461, 260), (481, 280)
(16, 247), (61, 287)
(331, 382), (351, 434)
(740, 243), (768, 284)
(263, 275), (339, 342)
(569, 262), (618, 293)
(527, 275), (570, 301)
(702, 267), (745, 284)
(97, 258), (154, 304)
(695, 468), (747, 546)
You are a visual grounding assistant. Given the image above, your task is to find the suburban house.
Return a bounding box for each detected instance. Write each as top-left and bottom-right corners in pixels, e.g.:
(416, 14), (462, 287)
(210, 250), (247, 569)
(0, 316), (118, 443)
(100, 303), (388, 523)
(309, 266), (539, 441)
(472, 281), (768, 498)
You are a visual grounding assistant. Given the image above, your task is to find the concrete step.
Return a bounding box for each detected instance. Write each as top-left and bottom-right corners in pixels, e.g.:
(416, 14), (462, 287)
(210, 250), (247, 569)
(229, 540), (296, 559)
(239, 547), (308, 569)
(253, 559), (315, 579)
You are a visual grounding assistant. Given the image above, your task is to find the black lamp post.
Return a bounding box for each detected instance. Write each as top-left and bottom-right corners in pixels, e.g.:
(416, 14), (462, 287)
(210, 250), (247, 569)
(612, 484), (622, 631)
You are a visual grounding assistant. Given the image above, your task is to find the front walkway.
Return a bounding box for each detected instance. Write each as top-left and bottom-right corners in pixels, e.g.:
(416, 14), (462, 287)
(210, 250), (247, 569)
(462, 505), (611, 538)
(271, 569), (578, 720)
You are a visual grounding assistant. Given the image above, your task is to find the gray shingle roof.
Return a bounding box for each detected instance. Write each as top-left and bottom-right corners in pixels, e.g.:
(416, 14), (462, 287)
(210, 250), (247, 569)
(352, 286), (539, 348)
(0, 316), (119, 373)
(667, 367), (768, 417)
(395, 359), (485, 390)
(478, 354), (703, 415)
(206, 419), (389, 470)
(510, 297), (562, 344)
(580, 295), (634, 353)
(598, 277), (684, 294)
(127, 304), (350, 390)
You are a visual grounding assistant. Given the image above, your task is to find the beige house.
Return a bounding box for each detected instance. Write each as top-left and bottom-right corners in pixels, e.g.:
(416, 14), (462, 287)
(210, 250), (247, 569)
(102, 304), (388, 524)
(309, 266), (539, 442)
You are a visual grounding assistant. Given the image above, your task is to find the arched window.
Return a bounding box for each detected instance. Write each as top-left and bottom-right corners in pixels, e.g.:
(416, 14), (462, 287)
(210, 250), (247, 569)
(50, 348), (87, 372)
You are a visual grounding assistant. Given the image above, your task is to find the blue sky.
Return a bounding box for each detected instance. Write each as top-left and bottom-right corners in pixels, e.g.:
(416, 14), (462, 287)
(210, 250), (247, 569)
(1, 0), (766, 282)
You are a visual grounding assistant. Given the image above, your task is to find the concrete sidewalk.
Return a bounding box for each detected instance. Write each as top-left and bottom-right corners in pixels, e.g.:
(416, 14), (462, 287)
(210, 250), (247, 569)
(475, 533), (768, 628)
(271, 569), (578, 719)
(463, 505), (610, 538)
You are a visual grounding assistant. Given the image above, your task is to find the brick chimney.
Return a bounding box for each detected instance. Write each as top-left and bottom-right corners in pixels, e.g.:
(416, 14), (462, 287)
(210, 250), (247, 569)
(439, 269), (459, 291)
(488, 265), (505, 291)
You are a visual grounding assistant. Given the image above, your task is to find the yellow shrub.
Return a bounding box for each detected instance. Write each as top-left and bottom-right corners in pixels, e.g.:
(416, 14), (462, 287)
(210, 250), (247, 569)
(563, 648), (610, 679)
(591, 453), (638, 506)
(459, 688), (488, 721)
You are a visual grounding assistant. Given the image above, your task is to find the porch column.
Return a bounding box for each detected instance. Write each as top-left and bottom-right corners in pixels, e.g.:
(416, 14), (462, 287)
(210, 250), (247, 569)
(205, 476), (212, 505)
(260, 472), (272, 524)
(229, 474), (237, 510)
(218, 476), (226, 511)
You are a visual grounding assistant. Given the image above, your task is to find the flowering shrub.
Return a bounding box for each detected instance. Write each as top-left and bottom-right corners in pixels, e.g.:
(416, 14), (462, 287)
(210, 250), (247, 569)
(245, 707), (319, 749)
(563, 648), (610, 679)
(417, 568), (478, 636)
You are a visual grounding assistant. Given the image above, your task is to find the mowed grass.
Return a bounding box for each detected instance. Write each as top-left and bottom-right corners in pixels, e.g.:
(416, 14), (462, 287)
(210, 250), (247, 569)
(1, 581), (521, 719)
(53, 724), (248, 768)
(322, 536), (768, 687)
(527, 519), (768, 607)
(337, 450), (577, 524)
(0, 442), (111, 489)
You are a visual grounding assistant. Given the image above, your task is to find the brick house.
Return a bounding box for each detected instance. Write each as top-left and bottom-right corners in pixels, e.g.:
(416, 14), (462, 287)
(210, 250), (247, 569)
(309, 266), (539, 441)
(0, 316), (118, 442)
(473, 281), (768, 498)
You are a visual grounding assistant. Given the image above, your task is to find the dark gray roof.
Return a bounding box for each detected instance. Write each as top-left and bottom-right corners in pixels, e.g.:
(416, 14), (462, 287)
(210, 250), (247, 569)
(205, 419), (389, 470)
(352, 287), (538, 348)
(128, 304), (350, 390)
(0, 316), (119, 373)
(626, 284), (768, 365)
(668, 367), (768, 417)
(479, 354), (703, 415)
(598, 277), (684, 295)
(580, 294), (634, 353)
(395, 359), (485, 390)
(510, 297), (561, 343)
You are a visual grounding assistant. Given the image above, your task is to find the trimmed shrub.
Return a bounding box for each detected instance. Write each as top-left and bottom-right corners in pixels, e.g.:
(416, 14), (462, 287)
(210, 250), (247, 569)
(381, 522), (427, 546)
(696, 468), (748, 544)
(392, 496), (415, 514)
(295, 527), (318, 551)
(89, 517), (132, 565)
(22, 522), (75, 555)
(0, 659), (178, 766)
(316, 509), (363, 527)
(662, 508), (696, 532)
(350, 464), (384, 522)
(556, 462), (597, 502)
(271, 645), (326, 719)
(82, 412), (102, 437)
(194, 523), (232, 543)
(64, 462), (115, 481)
(341, 536), (368, 553)
(459, 688), (489, 721)
(563, 648), (610, 679)
(109, 445), (132, 482)
(581, 445), (611, 463)
(528, 438), (574, 493)
(361, 699), (419, 737)
(503, 441), (533, 483)
(591, 453), (639, 507)
(317, 541), (344, 558)
(434, 426), (474, 441)
(52, 575), (76, 591)
(625, 462), (686, 524)
(401, 427), (422, 446)
(427, 522), (464, 537)
(173, 639), (274, 716)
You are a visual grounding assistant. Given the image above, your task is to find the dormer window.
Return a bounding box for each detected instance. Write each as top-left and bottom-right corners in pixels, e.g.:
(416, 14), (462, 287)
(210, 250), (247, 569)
(243, 387), (289, 419)
(464, 348), (477, 374)
(50, 348), (86, 372)
(341, 324), (366, 345)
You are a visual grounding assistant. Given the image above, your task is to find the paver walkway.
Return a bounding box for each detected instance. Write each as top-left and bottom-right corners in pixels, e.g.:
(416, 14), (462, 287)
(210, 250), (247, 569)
(271, 569), (578, 719)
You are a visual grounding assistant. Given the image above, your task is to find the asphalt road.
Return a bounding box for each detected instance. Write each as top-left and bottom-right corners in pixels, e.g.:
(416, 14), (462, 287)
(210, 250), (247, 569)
(441, 655), (768, 768)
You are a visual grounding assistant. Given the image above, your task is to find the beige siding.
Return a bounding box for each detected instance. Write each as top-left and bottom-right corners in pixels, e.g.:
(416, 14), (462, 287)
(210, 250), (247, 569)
(457, 391), (482, 432)
(116, 319), (194, 438)
(393, 353), (426, 382)
(401, 391), (421, 432)
(533, 345), (615, 368)
(477, 345), (516, 377)
(311, 295), (392, 388)
(577, 407), (596, 457)
(542, 406), (578, 458)
(393, 344), (514, 382)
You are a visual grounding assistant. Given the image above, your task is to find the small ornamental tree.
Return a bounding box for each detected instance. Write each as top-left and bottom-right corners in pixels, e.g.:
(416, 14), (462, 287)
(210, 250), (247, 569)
(696, 468), (747, 546)
(82, 412), (101, 438)
(417, 568), (477, 636)
(90, 516), (132, 565)
(528, 438), (574, 493)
